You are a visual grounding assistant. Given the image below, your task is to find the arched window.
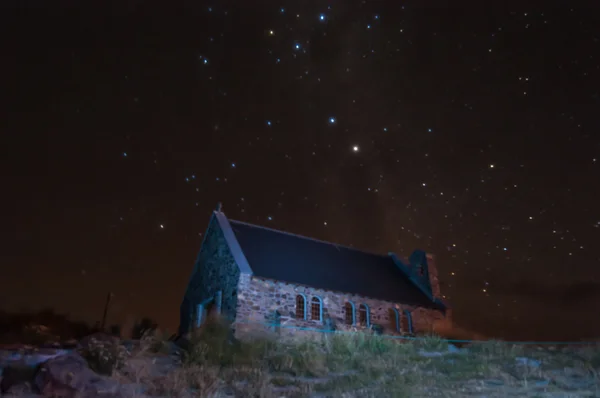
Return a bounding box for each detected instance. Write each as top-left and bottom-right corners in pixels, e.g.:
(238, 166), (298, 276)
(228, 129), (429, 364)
(401, 310), (413, 334)
(344, 302), (356, 325)
(311, 296), (323, 322)
(295, 294), (307, 320)
(389, 308), (400, 332)
(358, 304), (370, 327)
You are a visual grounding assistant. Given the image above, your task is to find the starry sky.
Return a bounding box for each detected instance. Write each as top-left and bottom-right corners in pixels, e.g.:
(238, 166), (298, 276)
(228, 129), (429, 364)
(3, 2), (600, 342)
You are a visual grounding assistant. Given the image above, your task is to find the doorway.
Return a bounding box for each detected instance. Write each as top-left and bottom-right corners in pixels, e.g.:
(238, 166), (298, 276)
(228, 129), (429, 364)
(194, 291), (223, 328)
(204, 300), (219, 322)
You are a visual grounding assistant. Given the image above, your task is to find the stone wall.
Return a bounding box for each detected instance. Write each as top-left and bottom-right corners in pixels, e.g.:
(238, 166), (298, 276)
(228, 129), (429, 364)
(426, 253), (441, 299)
(233, 274), (446, 340)
(180, 214), (241, 334)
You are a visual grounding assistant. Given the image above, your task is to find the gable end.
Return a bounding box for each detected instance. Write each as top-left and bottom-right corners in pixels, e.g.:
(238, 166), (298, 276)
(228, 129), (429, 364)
(389, 253), (435, 302)
(214, 211), (253, 275)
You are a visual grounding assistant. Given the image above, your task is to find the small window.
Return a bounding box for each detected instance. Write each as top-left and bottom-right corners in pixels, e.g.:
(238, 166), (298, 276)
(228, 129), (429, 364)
(344, 302), (355, 325)
(358, 304), (370, 327)
(401, 310), (413, 334)
(311, 297), (322, 321)
(295, 294), (306, 319)
(389, 308), (400, 332)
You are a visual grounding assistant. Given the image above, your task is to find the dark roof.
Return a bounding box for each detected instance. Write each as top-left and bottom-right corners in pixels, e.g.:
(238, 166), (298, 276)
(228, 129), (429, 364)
(228, 219), (442, 310)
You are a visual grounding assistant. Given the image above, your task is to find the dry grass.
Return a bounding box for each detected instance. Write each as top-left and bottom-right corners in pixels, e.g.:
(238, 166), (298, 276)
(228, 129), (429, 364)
(106, 320), (600, 397)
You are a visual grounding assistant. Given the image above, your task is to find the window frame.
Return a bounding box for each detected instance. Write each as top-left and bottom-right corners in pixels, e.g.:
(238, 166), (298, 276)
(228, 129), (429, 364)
(390, 308), (400, 332)
(344, 301), (356, 325)
(310, 296), (323, 322)
(295, 294), (308, 320)
(403, 310), (414, 334)
(358, 303), (370, 327)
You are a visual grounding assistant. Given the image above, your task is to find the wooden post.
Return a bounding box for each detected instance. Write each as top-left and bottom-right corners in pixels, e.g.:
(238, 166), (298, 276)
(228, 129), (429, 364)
(100, 292), (114, 331)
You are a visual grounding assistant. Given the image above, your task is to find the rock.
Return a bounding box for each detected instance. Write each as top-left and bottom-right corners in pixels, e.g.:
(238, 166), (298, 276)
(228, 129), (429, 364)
(515, 356), (541, 368)
(27, 349), (73, 368)
(418, 349), (444, 357)
(0, 344), (34, 351)
(33, 352), (120, 397)
(1, 365), (37, 394)
(418, 343), (467, 357)
(1, 348), (71, 369)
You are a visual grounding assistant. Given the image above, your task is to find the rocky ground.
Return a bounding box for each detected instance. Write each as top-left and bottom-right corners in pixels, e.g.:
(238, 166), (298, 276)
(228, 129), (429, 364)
(1, 324), (599, 397)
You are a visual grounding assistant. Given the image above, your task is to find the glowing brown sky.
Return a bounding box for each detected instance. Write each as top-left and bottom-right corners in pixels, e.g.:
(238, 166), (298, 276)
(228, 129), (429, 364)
(3, 2), (600, 341)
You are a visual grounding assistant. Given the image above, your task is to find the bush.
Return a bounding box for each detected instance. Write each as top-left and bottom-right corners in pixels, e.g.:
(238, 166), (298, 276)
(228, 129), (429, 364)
(79, 336), (129, 375)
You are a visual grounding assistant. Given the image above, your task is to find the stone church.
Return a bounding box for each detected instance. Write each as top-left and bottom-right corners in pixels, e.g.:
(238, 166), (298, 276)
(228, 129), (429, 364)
(179, 204), (450, 338)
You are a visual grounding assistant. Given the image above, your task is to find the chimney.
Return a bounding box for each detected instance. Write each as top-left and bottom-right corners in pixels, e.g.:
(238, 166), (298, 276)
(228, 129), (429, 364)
(426, 253), (441, 299)
(216, 202), (223, 212)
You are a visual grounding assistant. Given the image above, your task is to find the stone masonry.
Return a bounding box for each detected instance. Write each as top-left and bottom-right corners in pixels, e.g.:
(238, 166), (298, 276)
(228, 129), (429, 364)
(426, 253), (442, 299)
(179, 215), (241, 335)
(233, 273), (447, 339)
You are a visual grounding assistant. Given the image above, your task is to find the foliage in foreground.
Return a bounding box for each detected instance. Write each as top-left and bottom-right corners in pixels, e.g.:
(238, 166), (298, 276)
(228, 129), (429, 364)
(114, 319), (600, 397)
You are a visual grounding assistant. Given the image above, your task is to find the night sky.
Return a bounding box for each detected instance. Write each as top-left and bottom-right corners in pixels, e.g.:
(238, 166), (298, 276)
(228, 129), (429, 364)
(3, 2), (600, 342)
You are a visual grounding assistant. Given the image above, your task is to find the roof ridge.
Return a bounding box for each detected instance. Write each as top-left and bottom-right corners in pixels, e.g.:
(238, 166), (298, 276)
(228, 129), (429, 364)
(228, 218), (389, 259)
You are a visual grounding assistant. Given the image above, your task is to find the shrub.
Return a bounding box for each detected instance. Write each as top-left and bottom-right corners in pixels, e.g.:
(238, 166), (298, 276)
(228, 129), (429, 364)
(79, 337), (129, 375)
